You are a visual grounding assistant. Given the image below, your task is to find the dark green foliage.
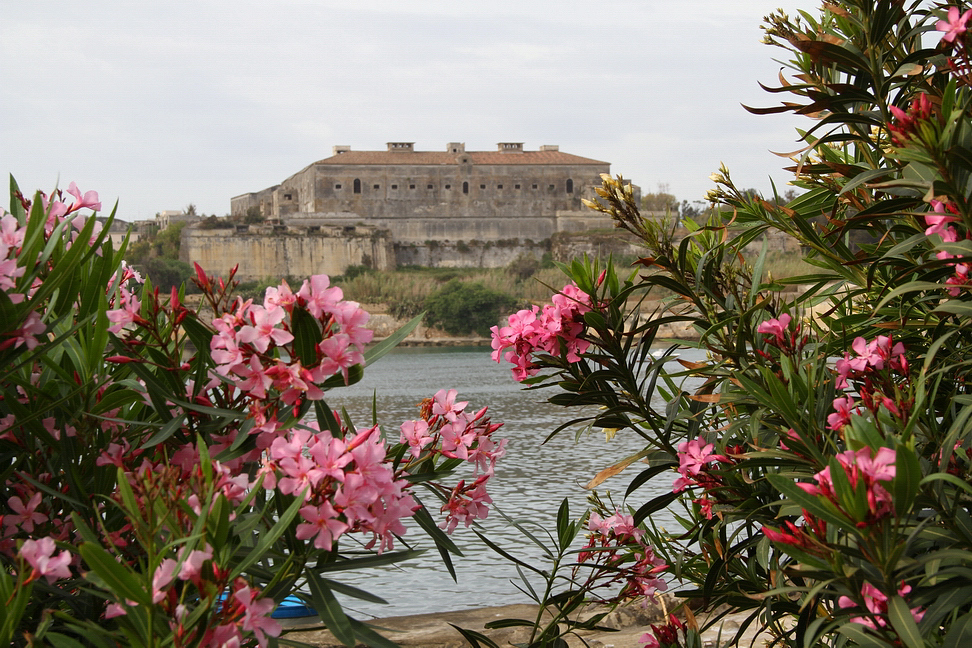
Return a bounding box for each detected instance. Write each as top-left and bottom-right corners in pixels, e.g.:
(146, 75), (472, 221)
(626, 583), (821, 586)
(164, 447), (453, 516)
(139, 257), (193, 292)
(424, 280), (517, 336)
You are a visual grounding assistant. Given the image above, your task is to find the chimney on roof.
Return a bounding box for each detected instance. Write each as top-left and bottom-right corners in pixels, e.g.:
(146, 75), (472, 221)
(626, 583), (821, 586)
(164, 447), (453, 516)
(387, 142), (414, 152)
(497, 142), (524, 153)
(447, 142), (465, 154)
(332, 145), (351, 155)
(539, 145), (559, 152)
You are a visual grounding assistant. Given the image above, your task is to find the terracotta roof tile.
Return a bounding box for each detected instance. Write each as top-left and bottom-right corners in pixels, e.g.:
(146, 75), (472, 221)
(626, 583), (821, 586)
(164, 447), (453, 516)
(313, 150), (608, 166)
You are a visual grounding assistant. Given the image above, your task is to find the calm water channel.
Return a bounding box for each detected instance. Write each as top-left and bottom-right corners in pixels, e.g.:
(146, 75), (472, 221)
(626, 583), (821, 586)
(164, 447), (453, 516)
(321, 345), (704, 617)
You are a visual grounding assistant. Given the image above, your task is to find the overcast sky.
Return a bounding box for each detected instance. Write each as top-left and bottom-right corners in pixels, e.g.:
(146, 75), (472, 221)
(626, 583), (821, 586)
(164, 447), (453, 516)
(1, 1), (814, 221)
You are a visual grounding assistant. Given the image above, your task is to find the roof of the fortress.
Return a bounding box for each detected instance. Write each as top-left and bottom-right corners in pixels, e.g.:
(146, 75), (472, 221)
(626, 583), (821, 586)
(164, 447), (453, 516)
(312, 150), (609, 166)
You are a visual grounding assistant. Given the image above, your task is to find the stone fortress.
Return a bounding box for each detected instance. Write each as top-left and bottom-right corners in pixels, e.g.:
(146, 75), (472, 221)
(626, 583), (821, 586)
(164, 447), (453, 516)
(182, 142), (635, 281)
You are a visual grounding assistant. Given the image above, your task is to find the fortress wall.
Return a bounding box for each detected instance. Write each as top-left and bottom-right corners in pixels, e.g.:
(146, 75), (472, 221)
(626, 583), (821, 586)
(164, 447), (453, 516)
(381, 217), (555, 243)
(394, 241), (544, 269)
(181, 229), (394, 282)
(304, 163), (606, 220)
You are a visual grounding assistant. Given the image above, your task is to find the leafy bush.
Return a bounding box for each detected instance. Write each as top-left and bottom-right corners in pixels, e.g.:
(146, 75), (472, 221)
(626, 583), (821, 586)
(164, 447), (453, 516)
(483, 3), (972, 647)
(0, 180), (507, 646)
(425, 280), (517, 336)
(139, 256), (194, 292)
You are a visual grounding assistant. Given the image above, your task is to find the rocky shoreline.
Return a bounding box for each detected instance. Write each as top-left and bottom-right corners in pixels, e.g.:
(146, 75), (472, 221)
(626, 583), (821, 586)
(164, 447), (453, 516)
(281, 598), (770, 648)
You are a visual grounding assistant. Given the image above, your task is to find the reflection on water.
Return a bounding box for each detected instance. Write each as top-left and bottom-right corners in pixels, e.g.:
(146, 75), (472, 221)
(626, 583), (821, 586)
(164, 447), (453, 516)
(320, 345), (704, 617)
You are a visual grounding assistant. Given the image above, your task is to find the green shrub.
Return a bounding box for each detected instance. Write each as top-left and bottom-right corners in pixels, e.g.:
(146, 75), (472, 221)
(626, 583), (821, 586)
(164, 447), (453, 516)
(139, 257), (193, 292)
(424, 280), (517, 336)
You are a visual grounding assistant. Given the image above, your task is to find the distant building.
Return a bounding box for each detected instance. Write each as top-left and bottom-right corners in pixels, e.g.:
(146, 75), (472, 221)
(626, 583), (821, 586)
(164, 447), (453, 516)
(230, 142), (627, 243)
(156, 210), (199, 231)
(102, 218), (140, 249)
(187, 142), (637, 280)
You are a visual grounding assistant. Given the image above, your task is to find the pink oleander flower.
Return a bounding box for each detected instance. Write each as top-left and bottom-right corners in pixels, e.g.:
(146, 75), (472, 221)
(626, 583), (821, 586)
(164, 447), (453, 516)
(152, 558), (178, 604)
(3, 311), (46, 350)
(296, 501), (349, 551)
(5, 492), (46, 534)
(827, 395), (856, 431)
(490, 283), (592, 381)
(177, 544), (213, 582)
(19, 537), (72, 583)
(432, 388), (468, 422)
(639, 631), (660, 648)
(400, 419), (433, 457)
(236, 305), (293, 353)
(233, 584), (282, 648)
(672, 437), (726, 493)
(66, 181), (101, 212)
(440, 476), (492, 534)
(925, 200), (959, 236)
(756, 313), (791, 344)
(297, 274), (342, 319)
(938, 6), (972, 43)
(799, 447), (897, 522)
(838, 581), (924, 629)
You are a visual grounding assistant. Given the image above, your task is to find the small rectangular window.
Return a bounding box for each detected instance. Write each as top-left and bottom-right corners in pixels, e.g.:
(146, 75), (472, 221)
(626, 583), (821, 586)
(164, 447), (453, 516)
(427, 184), (433, 189)
(532, 184), (538, 189)
(391, 184), (398, 189)
(335, 184), (342, 190)
(480, 184), (486, 190)
(515, 184), (521, 189)
(548, 184), (555, 190)
(445, 184), (451, 190)
(410, 184), (416, 189)
(497, 184), (503, 190)
(373, 184), (380, 190)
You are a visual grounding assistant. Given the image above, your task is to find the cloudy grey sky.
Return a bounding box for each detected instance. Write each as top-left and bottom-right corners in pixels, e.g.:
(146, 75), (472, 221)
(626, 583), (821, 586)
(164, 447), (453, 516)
(1, 1), (813, 221)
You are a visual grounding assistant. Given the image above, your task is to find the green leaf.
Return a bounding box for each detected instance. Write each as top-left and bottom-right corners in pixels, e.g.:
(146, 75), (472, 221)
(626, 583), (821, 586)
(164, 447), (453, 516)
(139, 415), (186, 449)
(887, 597), (923, 648)
(894, 446), (921, 516)
(347, 617), (402, 648)
(766, 474), (852, 531)
(921, 472), (972, 497)
(78, 543), (150, 606)
(448, 624), (502, 648)
(316, 549), (424, 572)
(231, 489), (307, 578)
(411, 504), (461, 582)
(306, 570), (355, 647)
(364, 313), (423, 366)
(625, 463), (677, 499)
(44, 633), (87, 648)
(943, 612), (972, 648)
(322, 578), (388, 605)
(291, 306), (323, 366)
(555, 498), (575, 552)
(483, 618), (536, 629)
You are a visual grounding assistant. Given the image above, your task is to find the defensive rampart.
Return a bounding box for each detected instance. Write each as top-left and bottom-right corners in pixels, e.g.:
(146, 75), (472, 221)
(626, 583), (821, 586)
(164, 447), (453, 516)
(180, 224), (394, 282)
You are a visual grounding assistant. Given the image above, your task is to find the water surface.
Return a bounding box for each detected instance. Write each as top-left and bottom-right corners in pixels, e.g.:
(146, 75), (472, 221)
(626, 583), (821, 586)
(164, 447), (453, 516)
(320, 345), (703, 617)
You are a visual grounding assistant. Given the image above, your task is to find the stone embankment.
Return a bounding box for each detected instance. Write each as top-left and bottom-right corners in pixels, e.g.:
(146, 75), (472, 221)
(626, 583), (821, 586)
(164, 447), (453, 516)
(364, 300), (702, 347)
(281, 598), (772, 648)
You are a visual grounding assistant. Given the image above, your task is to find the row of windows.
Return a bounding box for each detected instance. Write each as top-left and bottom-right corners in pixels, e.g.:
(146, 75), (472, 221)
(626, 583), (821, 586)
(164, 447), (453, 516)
(337, 179), (575, 194)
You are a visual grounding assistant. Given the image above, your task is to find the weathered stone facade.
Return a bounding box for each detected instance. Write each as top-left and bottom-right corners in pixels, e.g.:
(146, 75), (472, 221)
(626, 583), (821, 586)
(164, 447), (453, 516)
(181, 223), (393, 282)
(192, 143), (630, 279)
(230, 142), (620, 243)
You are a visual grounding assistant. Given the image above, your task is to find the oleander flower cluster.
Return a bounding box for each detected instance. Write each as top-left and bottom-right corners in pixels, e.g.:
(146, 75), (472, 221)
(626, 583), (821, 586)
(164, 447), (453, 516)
(399, 388), (507, 533)
(576, 509), (668, 604)
(490, 282), (593, 381)
(0, 181), (505, 647)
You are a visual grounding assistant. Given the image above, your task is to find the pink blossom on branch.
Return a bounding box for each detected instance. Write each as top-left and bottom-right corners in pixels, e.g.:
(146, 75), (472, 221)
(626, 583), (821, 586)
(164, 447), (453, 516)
(19, 536), (72, 584)
(938, 6), (972, 43)
(490, 282), (594, 381)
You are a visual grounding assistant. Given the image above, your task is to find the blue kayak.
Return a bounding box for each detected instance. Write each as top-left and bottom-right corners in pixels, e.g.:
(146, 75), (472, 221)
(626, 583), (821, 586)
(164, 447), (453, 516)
(273, 595), (317, 619)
